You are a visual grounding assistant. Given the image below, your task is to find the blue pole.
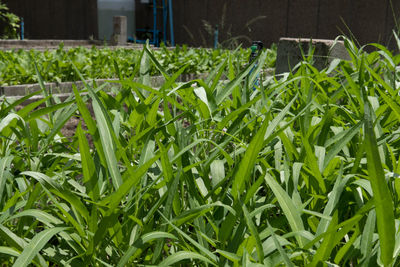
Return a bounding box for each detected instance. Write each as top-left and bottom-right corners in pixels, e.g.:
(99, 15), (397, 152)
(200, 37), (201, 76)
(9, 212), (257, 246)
(168, 0), (174, 46)
(20, 17), (24, 40)
(153, 0), (157, 46)
(163, 0), (167, 44)
(214, 25), (219, 49)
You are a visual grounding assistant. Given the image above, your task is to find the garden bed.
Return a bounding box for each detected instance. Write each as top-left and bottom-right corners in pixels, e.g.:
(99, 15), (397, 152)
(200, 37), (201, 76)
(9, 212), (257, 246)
(4, 38), (399, 265)
(0, 44), (272, 86)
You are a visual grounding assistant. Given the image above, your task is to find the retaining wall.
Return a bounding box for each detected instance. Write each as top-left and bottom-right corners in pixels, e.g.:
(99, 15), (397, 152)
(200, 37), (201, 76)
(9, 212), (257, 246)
(1, 73), (209, 104)
(0, 39), (146, 51)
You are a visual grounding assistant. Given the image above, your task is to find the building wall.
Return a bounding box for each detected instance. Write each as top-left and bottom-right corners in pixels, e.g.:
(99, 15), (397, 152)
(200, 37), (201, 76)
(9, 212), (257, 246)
(3, 0), (400, 49)
(136, 0), (400, 49)
(3, 0), (98, 40)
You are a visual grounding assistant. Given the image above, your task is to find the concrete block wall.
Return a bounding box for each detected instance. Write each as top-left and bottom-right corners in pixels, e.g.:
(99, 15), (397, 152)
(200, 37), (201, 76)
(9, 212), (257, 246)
(275, 38), (351, 74)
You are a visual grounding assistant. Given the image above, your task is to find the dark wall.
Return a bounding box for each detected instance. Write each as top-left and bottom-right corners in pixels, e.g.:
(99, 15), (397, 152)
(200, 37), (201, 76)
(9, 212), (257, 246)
(3, 0), (399, 48)
(136, 0), (400, 49)
(3, 0), (98, 39)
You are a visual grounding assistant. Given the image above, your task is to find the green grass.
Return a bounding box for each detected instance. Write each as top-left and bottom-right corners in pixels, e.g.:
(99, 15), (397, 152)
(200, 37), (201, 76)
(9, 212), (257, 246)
(0, 36), (400, 266)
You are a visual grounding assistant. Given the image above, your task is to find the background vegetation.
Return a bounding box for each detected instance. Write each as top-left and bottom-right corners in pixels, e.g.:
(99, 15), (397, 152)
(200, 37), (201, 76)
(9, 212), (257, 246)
(0, 0), (19, 39)
(0, 44), (276, 86)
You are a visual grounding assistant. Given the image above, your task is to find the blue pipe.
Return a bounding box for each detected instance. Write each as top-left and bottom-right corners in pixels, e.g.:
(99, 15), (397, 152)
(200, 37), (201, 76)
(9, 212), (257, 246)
(163, 0), (167, 44)
(153, 0), (157, 46)
(20, 17), (24, 40)
(214, 25), (219, 49)
(168, 0), (174, 46)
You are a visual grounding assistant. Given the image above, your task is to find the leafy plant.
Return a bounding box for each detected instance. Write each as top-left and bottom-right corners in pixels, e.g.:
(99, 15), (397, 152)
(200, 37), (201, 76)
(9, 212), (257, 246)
(0, 0), (20, 39)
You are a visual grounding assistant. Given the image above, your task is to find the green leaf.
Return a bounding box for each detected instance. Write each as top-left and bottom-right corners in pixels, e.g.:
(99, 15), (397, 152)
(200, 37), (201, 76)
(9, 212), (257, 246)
(0, 156), (13, 207)
(323, 121), (363, 170)
(0, 246), (20, 258)
(310, 210), (339, 266)
(158, 251), (216, 267)
(117, 231), (178, 267)
(364, 101), (395, 266)
(12, 227), (68, 267)
(210, 160), (225, 188)
(21, 171), (89, 224)
(26, 100), (74, 122)
(360, 210), (376, 266)
(264, 172), (306, 248)
(215, 54), (259, 105)
(231, 118), (269, 199)
(268, 222), (294, 267)
(159, 212), (218, 263)
(77, 122), (99, 201)
(242, 203), (264, 263)
(105, 154), (160, 214)
(6, 209), (63, 226)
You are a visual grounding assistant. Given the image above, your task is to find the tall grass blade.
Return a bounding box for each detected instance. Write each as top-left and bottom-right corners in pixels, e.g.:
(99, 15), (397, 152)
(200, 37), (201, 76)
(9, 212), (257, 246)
(310, 211), (339, 266)
(215, 53), (260, 105)
(77, 123), (99, 201)
(364, 101), (395, 266)
(231, 117), (268, 199)
(242, 203), (264, 263)
(0, 156), (13, 207)
(360, 210), (376, 266)
(264, 172), (306, 248)
(158, 251), (216, 267)
(117, 232), (177, 266)
(71, 62), (123, 190)
(12, 227), (68, 267)
(268, 222), (294, 267)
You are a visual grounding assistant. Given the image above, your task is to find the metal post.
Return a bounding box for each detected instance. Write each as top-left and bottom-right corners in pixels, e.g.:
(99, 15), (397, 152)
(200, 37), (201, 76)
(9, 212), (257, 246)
(168, 0), (174, 46)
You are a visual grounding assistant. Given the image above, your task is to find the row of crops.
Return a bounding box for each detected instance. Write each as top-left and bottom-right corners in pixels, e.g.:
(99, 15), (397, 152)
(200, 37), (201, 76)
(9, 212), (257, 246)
(0, 43), (276, 86)
(1, 37), (400, 266)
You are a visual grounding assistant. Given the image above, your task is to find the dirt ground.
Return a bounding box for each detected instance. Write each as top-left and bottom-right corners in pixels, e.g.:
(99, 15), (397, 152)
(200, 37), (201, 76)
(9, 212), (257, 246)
(15, 103), (90, 141)
(60, 116), (82, 138)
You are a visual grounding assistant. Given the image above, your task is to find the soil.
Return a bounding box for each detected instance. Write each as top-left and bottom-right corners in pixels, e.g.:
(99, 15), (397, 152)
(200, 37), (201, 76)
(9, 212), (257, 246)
(15, 103), (92, 142)
(61, 116), (83, 137)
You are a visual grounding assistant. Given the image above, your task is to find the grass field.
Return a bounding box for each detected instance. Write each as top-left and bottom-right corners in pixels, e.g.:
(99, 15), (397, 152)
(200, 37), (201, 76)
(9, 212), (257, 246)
(0, 36), (400, 266)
